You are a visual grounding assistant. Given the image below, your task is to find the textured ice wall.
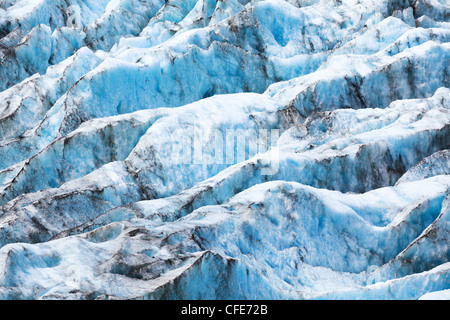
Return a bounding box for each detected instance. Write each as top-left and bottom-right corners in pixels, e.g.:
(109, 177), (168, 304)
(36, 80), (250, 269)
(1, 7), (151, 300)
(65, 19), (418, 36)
(0, 0), (449, 300)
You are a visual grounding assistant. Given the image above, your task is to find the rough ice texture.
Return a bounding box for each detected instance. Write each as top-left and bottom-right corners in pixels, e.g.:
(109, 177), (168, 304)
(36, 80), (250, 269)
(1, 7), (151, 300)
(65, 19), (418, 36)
(0, 0), (449, 300)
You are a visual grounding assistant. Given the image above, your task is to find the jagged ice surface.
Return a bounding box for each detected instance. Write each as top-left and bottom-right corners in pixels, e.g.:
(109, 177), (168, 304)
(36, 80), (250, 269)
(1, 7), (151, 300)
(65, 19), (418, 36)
(0, 0), (449, 300)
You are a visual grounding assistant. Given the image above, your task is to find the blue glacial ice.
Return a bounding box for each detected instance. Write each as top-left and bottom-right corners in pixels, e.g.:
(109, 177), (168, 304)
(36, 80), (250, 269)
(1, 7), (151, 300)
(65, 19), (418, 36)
(0, 0), (449, 300)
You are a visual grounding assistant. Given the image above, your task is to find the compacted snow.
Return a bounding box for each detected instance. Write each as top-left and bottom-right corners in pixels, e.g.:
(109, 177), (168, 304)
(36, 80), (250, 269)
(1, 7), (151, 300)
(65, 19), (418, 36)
(0, 0), (449, 300)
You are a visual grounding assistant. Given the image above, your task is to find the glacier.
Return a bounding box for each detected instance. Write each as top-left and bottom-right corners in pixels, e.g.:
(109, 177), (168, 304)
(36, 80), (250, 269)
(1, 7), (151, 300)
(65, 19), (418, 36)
(0, 0), (449, 300)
